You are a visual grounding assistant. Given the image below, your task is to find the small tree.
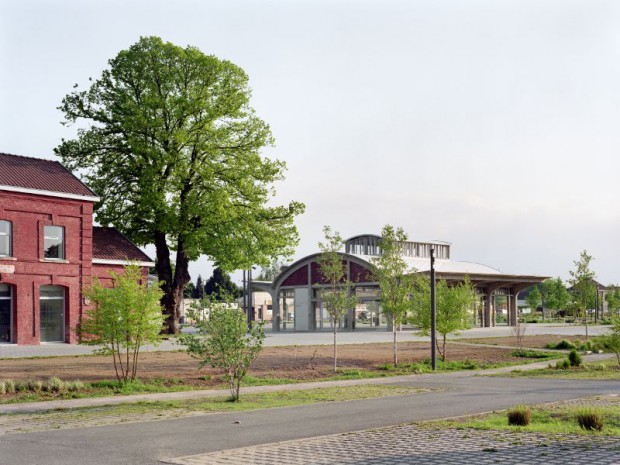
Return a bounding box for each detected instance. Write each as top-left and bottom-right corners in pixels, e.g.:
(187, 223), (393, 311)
(80, 265), (165, 383)
(606, 285), (620, 319)
(414, 276), (476, 361)
(568, 250), (597, 341)
(317, 226), (358, 371)
(525, 286), (541, 318)
(372, 225), (415, 367)
(541, 277), (571, 319)
(193, 275), (205, 299)
(180, 301), (264, 401)
(603, 316), (620, 366)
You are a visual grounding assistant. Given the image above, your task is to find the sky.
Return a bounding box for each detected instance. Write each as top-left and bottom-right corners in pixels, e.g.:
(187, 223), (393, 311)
(1, 0), (619, 285)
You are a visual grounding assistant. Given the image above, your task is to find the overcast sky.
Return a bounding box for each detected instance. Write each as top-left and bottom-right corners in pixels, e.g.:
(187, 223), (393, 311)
(1, 0), (619, 284)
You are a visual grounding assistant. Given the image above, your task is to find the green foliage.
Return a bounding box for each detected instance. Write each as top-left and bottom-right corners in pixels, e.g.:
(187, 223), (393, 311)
(317, 226), (358, 371)
(255, 259), (287, 282)
(606, 286), (620, 315)
(568, 250), (597, 340)
(56, 36), (304, 334)
(507, 405), (531, 426)
(576, 408), (605, 431)
(556, 359), (571, 370)
(414, 276), (476, 362)
(568, 349), (582, 367)
(541, 278), (571, 314)
(525, 286), (541, 312)
(546, 339), (577, 350)
(372, 225), (415, 367)
(80, 265), (165, 383)
(603, 316), (620, 365)
(179, 302), (265, 401)
(511, 349), (553, 359)
(204, 267), (241, 300)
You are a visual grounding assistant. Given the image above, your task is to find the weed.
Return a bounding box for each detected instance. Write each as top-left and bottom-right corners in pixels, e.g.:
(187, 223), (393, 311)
(576, 409), (604, 431)
(507, 405), (531, 426)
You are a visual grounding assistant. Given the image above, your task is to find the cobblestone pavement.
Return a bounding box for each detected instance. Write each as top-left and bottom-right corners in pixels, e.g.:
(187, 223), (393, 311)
(163, 424), (620, 465)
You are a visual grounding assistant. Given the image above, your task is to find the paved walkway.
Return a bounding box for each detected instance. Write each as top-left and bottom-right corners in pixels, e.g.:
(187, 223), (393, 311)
(163, 421), (620, 465)
(0, 324), (610, 358)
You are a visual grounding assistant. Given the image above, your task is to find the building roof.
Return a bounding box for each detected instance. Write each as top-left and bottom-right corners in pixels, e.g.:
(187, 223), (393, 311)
(352, 254), (503, 276)
(92, 227), (154, 265)
(0, 152), (99, 201)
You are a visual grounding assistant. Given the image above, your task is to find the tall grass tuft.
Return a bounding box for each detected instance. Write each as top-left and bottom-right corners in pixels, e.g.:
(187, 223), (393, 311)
(507, 405), (531, 426)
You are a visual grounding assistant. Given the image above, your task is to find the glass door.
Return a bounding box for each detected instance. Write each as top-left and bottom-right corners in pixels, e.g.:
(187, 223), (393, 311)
(0, 284), (11, 343)
(40, 286), (65, 342)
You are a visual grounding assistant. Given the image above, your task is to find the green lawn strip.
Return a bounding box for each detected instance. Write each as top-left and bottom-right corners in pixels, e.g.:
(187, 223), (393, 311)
(496, 360), (620, 380)
(427, 398), (620, 436)
(31, 385), (429, 420)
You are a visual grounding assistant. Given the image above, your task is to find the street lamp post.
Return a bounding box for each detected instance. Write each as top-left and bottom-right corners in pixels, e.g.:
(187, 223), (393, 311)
(430, 246), (437, 371)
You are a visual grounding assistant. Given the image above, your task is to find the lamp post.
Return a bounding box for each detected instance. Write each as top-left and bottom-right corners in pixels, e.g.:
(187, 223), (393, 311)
(430, 246), (437, 371)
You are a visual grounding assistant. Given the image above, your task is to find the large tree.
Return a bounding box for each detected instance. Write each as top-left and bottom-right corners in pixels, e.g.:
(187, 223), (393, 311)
(56, 37), (304, 333)
(540, 277), (571, 319)
(372, 225), (415, 367)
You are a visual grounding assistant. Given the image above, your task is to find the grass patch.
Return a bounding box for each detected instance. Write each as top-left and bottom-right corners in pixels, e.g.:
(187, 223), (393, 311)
(18, 385), (430, 420)
(432, 398), (620, 436)
(499, 360), (620, 380)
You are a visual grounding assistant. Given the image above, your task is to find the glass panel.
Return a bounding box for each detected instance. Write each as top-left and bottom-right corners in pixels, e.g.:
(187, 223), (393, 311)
(40, 286), (65, 342)
(44, 226), (64, 259)
(0, 220), (10, 256)
(0, 284), (10, 298)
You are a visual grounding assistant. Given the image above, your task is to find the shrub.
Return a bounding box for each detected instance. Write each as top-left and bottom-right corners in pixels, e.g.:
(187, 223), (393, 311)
(577, 409), (604, 431)
(556, 359), (570, 370)
(46, 376), (66, 393)
(0, 381), (6, 395)
(27, 380), (44, 393)
(4, 379), (16, 394)
(568, 349), (582, 367)
(66, 380), (85, 392)
(507, 405), (531, 426)
(554, 340), (577, 350)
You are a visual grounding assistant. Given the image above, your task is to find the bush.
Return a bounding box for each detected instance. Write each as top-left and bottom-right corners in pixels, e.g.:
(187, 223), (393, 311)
(577, 409), (604, 431)
(568, 349), (582, 367)
(27, 380), (44, 393)
(46, 376), (66, 393)
(66, 380), (85, 392)
(554, 340), (577, 350)
(507, 405), (531, 426)
(4, 379), (16, 394)
(556, 359), (570, 370)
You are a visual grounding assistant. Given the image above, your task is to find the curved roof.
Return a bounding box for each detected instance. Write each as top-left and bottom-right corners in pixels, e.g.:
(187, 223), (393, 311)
(351, 254), (502, 275)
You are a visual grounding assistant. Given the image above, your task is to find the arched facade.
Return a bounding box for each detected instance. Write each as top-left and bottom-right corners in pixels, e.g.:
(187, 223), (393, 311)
(256, 234), (548, 332)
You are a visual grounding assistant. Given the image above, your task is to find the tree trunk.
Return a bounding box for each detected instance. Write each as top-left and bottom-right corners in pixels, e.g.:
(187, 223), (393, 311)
(154, 232), (191, 335)
(392, 315), (398, 367)
(333, 323), (338, 372)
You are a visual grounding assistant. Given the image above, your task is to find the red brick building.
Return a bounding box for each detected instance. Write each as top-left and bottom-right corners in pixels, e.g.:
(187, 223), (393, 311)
(0, 153), (153, 345)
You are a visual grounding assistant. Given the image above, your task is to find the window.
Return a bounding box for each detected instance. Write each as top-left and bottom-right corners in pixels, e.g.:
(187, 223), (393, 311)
(0, 284), (11, 343)
(44, 225), (65, 260)
(40, 285), (65, 342)
(0, 220), (11, 257)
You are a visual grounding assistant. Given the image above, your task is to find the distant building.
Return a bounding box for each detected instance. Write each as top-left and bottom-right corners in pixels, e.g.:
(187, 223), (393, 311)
(0, 153), (153, 345)
(252, 234), (548, 332)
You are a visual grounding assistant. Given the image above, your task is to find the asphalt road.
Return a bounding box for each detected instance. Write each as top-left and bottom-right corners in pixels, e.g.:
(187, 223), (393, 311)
(1, 372), (617, 465)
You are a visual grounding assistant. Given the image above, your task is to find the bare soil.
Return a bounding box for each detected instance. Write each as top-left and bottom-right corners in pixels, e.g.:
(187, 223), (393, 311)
(0, 341), (551, 387)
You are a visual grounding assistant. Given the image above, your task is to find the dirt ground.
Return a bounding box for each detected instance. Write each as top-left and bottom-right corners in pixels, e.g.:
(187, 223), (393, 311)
(0, 340), (554, 387)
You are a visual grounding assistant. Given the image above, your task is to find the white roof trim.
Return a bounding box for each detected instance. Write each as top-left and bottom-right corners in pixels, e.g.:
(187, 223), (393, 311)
(92, 258), (154, 267)
(0, 184), (99, 202)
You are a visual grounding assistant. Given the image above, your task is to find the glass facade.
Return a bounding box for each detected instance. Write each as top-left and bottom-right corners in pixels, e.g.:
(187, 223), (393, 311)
(40, 285), (65, 342)
(0, 284), (11, 343)
(44, 225), (65, 259)
(0, 220), (11, 257)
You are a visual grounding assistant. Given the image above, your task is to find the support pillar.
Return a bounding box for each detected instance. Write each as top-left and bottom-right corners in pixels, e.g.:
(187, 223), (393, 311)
(484, 294), (492, 327)
(509, 293), (518, 327)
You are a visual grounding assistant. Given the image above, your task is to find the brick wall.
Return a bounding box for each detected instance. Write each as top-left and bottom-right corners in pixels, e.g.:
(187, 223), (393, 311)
(0, 191), (93, 344)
